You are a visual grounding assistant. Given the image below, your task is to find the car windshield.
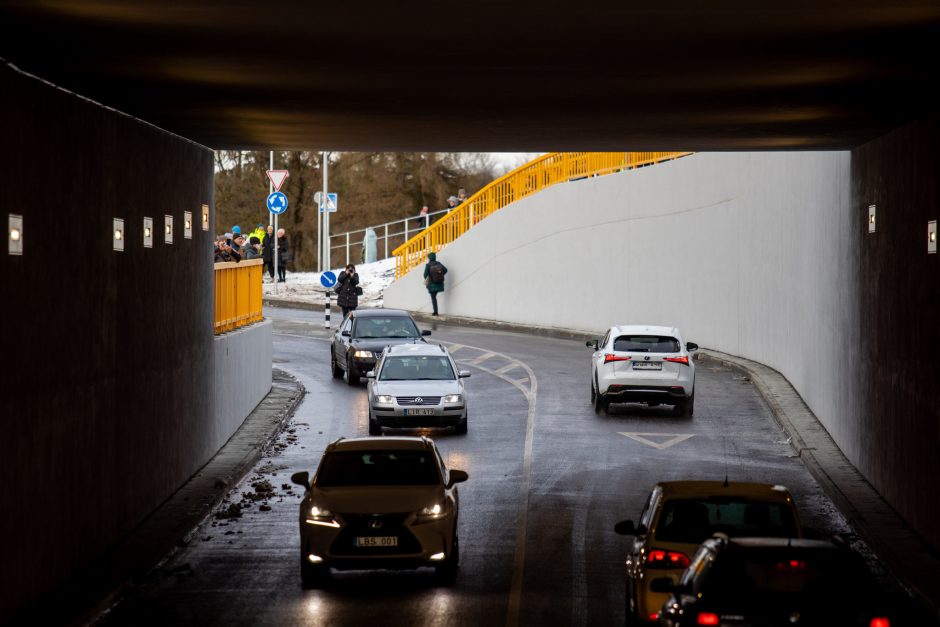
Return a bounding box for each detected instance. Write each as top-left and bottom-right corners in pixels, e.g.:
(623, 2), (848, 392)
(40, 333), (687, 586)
(655, 498), (799, 543)
(315, 450), (441, 487)
(354, 316), (419, 339)
(614, 335), (680, 353)
(379, 356), (455, 381)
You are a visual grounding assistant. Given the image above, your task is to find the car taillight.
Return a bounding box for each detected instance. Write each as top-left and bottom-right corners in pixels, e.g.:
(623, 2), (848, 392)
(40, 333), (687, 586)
(647, 549), (690, 568)
(664, 356), (689, 365)
(648, 613), (660, 621)
(604, 354), (632, 364)
(697, 613), (719, 625)
(870, 619), (890, 627)
(773, 559), (806, 572)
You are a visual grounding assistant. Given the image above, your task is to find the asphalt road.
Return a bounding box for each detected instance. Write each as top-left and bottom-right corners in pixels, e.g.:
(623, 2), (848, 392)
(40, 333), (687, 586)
(99, 307), (909, 626)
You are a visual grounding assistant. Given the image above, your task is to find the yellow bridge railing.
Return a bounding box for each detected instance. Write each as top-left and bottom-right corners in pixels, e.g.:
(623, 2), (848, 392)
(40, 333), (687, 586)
(214, 259), (264, 335)
(392, 151), (692, 278)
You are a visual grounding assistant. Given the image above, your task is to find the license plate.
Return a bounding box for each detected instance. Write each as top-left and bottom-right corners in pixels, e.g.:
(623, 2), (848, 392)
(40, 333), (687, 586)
(356, 536), (398, 547)
(633, 362), (662, 370)
(403, 408), (434, 416)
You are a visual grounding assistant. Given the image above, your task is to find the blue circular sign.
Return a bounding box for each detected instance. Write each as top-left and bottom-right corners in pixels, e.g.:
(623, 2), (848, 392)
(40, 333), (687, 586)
(320, 271), (337, 288)
(266, 191), (288, 215)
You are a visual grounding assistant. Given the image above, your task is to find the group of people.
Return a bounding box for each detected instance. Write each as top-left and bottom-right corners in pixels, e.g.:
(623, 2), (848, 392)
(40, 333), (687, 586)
(332, 253), (447, 318)
(213, 223), (291, 282)
(414, 188), (470, 229)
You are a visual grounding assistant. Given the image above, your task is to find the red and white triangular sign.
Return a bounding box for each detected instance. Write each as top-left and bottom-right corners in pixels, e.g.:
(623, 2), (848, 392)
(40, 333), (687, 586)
(266, 170), (289, 192)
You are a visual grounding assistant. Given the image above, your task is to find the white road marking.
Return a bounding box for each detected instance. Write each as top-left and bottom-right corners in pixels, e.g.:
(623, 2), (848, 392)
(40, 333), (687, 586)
(447, 343), (466, 354)
(467, 351), (496, 366)
(496, 363), (520, 375)
(618, 432), (696, 450)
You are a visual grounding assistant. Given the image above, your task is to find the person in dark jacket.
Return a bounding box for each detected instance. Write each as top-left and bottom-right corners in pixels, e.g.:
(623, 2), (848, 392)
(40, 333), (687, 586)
(262, 225), (275, 280)
(276, 228), (289, 282)
(336, 264), (360, 317)
(423, 252), (447, 316)
(244, 236), (262, 260)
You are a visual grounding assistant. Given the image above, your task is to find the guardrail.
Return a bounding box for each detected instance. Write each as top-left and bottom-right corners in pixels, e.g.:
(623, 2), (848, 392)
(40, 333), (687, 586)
(392, 151), (692, 278)
(329, 207), (450, 267)
(214, 258), (264, 335)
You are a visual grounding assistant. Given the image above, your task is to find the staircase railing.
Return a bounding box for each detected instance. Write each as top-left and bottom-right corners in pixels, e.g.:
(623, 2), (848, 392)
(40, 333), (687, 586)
(392, 152), (691, 278)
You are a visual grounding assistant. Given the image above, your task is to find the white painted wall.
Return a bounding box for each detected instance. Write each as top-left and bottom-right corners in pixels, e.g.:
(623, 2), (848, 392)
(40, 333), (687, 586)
(386, 152), (862, 461)
(209, 319), (273, 458)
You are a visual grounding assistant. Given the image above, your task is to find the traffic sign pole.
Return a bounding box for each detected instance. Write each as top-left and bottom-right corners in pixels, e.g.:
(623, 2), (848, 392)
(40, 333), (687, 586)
(270, 152), (277, 295)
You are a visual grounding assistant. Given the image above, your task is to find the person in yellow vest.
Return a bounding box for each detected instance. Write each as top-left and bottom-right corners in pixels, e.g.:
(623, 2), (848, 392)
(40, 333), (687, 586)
(249, 223), (266, 247)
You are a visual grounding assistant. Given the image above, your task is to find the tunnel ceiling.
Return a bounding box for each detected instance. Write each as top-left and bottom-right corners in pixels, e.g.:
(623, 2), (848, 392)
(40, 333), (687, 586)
(1, 0), (938, 151)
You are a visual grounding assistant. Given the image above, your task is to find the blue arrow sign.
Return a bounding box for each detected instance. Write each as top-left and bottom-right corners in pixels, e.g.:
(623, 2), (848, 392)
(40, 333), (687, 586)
(267, 191), (288, 215)
(320, 271), (337, 288)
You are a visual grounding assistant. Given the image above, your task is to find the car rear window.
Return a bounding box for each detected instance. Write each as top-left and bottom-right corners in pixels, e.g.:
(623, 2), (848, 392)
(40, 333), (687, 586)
(654, 498), (799, 543)
(315, 451), (441, 487)
(379, 356), (455, 381)
(613, 335), (680, 353)
(354, 316), (419, 339)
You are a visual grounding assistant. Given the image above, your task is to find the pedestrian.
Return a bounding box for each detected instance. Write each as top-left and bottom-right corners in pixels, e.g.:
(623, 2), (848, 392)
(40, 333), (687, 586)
(415, 205), (430, 230)
(335, 264), (360, 317)
(231, 233), (245, 253)
(249, 223), (266, 246)
(232, 225), (241, 238)
(456, 188), (467, 204)
(244, 236), (262, 260)
(262, 225), (275, 280)
(276, 228), (290, 282)
(423, 252), (447, 316)
(445, 196), (458, 211)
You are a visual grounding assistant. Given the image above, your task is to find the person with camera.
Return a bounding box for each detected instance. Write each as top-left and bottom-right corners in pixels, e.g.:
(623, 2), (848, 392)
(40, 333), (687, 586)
(335, 264), (361, 317)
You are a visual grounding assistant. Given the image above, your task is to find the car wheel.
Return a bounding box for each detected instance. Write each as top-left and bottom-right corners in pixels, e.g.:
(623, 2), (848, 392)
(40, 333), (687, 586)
(435, 535), (459, 585)
(594, 389), (607, 415)
(590, 379), (596, 404)
(674, 393), (694, 418)
(624, 580), (638, 626)
(368, 412), (382, 436)
(300, 556), (329, 588)
(454, 415), (468, 435)
(331, 349), (343, 379)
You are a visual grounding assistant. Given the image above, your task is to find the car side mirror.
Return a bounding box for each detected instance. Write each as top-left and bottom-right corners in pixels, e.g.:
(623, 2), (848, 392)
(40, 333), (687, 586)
(649, 577), (677, 593)
(365, 371), (375, 379)
(290, 471), (310, 490)
(586, 339), (599, 350)
(342, 330), (351, 337)
(614, 520), (646, 536)
(421, 330), (432, 336)
(447, 469), (469, 487)
(458, 370), (471, 378)
(686, 342), (698, 352)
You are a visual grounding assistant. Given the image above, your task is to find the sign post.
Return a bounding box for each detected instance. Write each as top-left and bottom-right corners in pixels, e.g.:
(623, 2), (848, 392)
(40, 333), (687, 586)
(266, 189), (288, 293)
(266, 163), (289, 294)
(320, 271), (337, 328)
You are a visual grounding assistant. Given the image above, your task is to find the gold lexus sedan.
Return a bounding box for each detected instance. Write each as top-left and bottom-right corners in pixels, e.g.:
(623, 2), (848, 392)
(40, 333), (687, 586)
(290, 436), (468, 587)
(614, 481), (804, 624)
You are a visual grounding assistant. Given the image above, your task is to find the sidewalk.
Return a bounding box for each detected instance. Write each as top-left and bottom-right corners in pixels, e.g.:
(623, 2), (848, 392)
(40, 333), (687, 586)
(24, 369), (305, 626)
(271, 300), (939, 619)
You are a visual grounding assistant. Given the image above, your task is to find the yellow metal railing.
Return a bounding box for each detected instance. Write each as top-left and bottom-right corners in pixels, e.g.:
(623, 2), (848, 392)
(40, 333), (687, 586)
(392, 151), (692, 278)
(214, 259), (264, 335)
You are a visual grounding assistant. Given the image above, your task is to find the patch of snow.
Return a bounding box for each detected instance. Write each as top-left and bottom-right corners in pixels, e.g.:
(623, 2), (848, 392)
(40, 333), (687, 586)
(262, 256), (397, 308)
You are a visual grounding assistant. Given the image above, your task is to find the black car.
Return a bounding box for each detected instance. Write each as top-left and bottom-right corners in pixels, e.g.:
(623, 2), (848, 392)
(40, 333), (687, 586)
(654, 535), (892, 627)
(331, 309), (430, 385)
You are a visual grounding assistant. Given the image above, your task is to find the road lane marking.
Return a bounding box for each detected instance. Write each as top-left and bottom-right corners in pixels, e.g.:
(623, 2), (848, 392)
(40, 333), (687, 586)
(447, 343), (466, 354)
(618, 432), (696, 450)
(467, 351), (496, 366)
(496, 363), (520, 375)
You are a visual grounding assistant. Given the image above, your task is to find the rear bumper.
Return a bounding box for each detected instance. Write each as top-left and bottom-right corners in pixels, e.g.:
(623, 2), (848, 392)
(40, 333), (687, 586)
(602, 385), (689, 404)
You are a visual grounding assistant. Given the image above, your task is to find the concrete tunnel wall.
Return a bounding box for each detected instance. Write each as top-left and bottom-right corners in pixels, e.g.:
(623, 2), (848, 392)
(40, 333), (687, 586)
(386, 143), (940, 552)
(0, 63), (271, 619)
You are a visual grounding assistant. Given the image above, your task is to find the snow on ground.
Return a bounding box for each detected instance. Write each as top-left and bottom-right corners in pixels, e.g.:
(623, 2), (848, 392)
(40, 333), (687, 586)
(262, 256), (397, 308)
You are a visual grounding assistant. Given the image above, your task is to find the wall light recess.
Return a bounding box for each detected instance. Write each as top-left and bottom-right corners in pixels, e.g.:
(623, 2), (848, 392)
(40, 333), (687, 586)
(113, 218), (125, 252)
(8, 214), (23, 255)
(868, 204), (876, 234)
(164, 215), (174, 244)
(929, 220), (937, 255)
(202, 204), (209, 231)
(184, 210), (193, 239)
(143, 217), (153, 248)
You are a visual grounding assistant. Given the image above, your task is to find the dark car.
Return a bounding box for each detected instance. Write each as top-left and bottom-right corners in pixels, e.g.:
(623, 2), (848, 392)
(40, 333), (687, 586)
(331, 309), (430, 385)
(654, 535), (892, 627)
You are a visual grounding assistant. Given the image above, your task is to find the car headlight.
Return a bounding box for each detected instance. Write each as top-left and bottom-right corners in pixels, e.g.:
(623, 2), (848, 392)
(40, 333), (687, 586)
(375, 394), (394, 404)
(306, 505), (340, 528)
(353, 350), (373, 359)
(442, 394), (463, 403)
(416, 501), (446, 520)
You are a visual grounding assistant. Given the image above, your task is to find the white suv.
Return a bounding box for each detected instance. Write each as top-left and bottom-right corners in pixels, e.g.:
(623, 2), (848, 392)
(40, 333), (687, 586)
(587, 325), (698, 416)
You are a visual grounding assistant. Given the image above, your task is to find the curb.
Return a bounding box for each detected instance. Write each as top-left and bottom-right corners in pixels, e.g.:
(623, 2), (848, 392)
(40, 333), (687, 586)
(31, 369), (306, 626)
(411, 311), (596, 342)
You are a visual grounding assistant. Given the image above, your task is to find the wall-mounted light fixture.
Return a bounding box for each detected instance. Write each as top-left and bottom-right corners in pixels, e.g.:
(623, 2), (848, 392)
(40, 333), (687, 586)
(143, 217), (153, 248)
(202, 204), (209, 231)
(164, 215), (174, 245)
(184, 210), (193, 239)
(8, 214), (23, 255)
(113, 218), (125, 252)
(929, 220), (937, 255)
(868, 205), (876, 234)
